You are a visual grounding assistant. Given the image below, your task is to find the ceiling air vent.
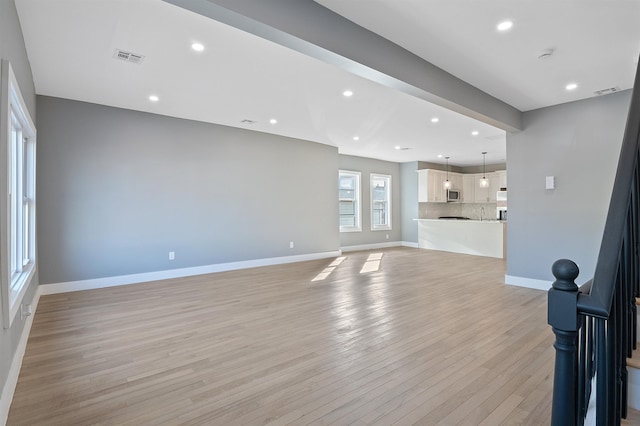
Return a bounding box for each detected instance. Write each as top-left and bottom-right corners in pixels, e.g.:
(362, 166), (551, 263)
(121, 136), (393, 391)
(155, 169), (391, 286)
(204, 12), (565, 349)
(594, 86), (620, 96)
(241, 119), (256, 124)
(113, 49), (145, 65)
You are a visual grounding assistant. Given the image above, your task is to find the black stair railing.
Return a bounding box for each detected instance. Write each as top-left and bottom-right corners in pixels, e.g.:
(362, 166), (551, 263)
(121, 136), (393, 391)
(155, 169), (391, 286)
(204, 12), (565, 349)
(549, 59), (640, 425)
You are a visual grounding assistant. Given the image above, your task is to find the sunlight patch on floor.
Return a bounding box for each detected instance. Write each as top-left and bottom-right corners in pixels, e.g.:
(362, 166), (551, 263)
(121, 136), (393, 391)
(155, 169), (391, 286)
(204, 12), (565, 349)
(311, 256), (346, 282)
(360, 253), (383, 274)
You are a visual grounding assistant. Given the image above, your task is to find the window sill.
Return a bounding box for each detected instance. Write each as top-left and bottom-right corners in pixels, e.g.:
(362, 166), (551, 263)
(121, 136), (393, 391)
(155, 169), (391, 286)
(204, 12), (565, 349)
(340, 228), (362, 233)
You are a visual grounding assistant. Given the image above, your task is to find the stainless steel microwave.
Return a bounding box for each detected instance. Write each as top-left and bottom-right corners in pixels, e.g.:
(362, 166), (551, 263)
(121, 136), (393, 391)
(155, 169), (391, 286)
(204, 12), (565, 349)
(447, 189), (461, 202)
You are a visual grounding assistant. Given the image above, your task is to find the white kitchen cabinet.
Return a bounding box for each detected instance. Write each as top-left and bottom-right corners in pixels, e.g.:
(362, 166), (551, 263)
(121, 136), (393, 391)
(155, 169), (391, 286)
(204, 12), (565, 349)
(495, 170), (507, 189)
(418, 169), (450, 203)
(421, 169), (505, 203)
(450, 172), (463, 192)
(474, 172), (501, 202)
(474, 174), (490, 203)
(418, 169), (429, 202)
(488, 173), (501, 201)
(462, 175), (475, 203)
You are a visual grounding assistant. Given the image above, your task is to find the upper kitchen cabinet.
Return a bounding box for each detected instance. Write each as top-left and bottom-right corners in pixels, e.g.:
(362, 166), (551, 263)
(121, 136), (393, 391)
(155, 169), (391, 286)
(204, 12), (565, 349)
(474, 172), (502, 202)
(450, 173), (463, 191)
(462, 175), (475, 203)
(495, 170), (507, 189)
(420, 169), (505, 203)
(418, 169), (461, 203)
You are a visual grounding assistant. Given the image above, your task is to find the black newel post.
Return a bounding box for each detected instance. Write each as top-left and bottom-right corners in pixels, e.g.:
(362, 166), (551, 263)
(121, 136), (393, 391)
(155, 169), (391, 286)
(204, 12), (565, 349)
(548, 259), (581, 426)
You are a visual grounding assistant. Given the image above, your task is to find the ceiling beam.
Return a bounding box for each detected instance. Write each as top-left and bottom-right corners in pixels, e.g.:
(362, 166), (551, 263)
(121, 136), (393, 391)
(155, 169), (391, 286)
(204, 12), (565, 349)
(163, 0), (523, 132)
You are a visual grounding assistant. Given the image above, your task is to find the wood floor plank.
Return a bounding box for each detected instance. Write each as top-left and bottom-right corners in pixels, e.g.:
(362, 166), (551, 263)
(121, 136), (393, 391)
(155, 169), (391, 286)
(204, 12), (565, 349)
(8, 247), (556, 425)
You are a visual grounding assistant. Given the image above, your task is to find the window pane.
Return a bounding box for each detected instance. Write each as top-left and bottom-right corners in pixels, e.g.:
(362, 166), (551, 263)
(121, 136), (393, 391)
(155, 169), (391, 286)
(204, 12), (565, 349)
(339, 188), (355, 200)
(9, 114), (19, 276)
(339, 171), (361, 232)
(339, 176), (354, 190)
(371, 174), (391, 230)
(340, 216), (355, 227)
(23, 202), (29, 264)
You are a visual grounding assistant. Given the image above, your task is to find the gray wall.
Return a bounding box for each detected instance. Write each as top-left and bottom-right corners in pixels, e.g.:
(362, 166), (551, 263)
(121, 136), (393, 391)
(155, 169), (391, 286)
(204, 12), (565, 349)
(0, 0), (38, 411)
(37, 96), (340, 284)
(507, 90), (632, 284)
(339, 155), (402, 247)
(400, 162), (418, 244)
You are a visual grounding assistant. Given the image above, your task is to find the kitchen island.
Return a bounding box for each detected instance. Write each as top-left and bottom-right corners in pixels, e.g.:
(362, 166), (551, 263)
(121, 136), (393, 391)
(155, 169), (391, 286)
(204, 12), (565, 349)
(416, 219), (506, 259)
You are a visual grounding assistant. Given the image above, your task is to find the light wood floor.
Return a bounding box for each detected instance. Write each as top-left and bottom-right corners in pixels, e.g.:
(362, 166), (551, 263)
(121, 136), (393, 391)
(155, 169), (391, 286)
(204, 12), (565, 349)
(9, 248), (558, 425)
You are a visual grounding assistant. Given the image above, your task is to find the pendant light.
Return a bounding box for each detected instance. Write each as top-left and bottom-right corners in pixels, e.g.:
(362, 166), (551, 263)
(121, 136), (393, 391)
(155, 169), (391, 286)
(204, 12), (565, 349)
(443, 156), (452, 189)
(479, 152), (489, 188)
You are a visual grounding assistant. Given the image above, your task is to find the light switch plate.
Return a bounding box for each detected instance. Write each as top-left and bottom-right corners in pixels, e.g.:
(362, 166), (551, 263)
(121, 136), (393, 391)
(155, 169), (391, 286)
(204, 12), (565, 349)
(546, 176), (555, 190)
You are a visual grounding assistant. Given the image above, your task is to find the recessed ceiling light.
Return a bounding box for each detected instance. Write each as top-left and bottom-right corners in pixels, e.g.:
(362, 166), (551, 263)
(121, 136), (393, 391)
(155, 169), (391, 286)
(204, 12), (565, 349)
(353, 136), (359, 141)
(269, 118), (277, 124)
(471, 131), (479, 136)
(343, 90), (353, 97)
(431, 117), (439, 123)
(437, 154), (443, 158)
(394, 146), (401, 150)
(565, 83), (578, 91)
(149, 95), (159, 102)
(191, 43), (205, 52)
(497, 20), (513, 31)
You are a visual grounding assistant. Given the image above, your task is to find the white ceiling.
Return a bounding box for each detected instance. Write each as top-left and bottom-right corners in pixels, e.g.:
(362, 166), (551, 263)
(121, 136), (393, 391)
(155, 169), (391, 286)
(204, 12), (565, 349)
(14, 0), (640, 166)
(316, 0), (640, 112)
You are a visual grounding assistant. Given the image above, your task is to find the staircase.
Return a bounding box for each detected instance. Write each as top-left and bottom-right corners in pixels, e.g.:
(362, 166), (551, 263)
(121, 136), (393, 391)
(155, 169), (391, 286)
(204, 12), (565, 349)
(619, 298), (640, 424)
(547, 54), (640, 425)
(627, 299), (640, 414)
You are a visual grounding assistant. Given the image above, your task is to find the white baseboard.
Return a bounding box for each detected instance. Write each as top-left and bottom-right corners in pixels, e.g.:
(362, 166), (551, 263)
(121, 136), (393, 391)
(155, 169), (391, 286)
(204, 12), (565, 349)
(0, 286), (41, 426)
(401, 241), (419, 248)
(40, 250), (342, 295)
(340, 241), (404, 252)
(504, 275), (552, 291)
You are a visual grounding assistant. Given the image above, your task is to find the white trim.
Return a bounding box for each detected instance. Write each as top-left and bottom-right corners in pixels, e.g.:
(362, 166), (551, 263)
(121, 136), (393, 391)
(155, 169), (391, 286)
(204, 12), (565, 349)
(339, 170), (362, 233)
(505, 274), (552, 291)
(370, 173), (392, 231)
(8, 267), (35, 329)
(629, 365), (640, 411)
(40, 250), (342, 295)
(341, 241), (403, 252)
(401, 241), (419, 248)
(1, 60), (37, 328)
(0, 285), (41, 425)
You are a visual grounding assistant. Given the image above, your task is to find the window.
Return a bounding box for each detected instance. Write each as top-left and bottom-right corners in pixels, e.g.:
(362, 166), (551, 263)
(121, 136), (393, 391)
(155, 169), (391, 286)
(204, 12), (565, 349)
(371, 174), (391, 230)
(339, 170), (361, 232)
(2, 61), (36, 327)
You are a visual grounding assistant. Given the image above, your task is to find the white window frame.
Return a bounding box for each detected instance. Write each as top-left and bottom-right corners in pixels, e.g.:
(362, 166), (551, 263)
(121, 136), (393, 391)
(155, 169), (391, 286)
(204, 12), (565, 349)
(339, 170), (361, 232)
(370, 173), (391, 231)
(1, 60), (37, 328)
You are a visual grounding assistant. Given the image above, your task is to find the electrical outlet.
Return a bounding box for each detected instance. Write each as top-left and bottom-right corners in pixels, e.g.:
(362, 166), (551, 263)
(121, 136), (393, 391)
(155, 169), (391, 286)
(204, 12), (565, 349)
(21, 304), (32, 321)
(289, 241), (294, 249)
(169, 251), (175, 260)
(386, 234), (389, 239)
